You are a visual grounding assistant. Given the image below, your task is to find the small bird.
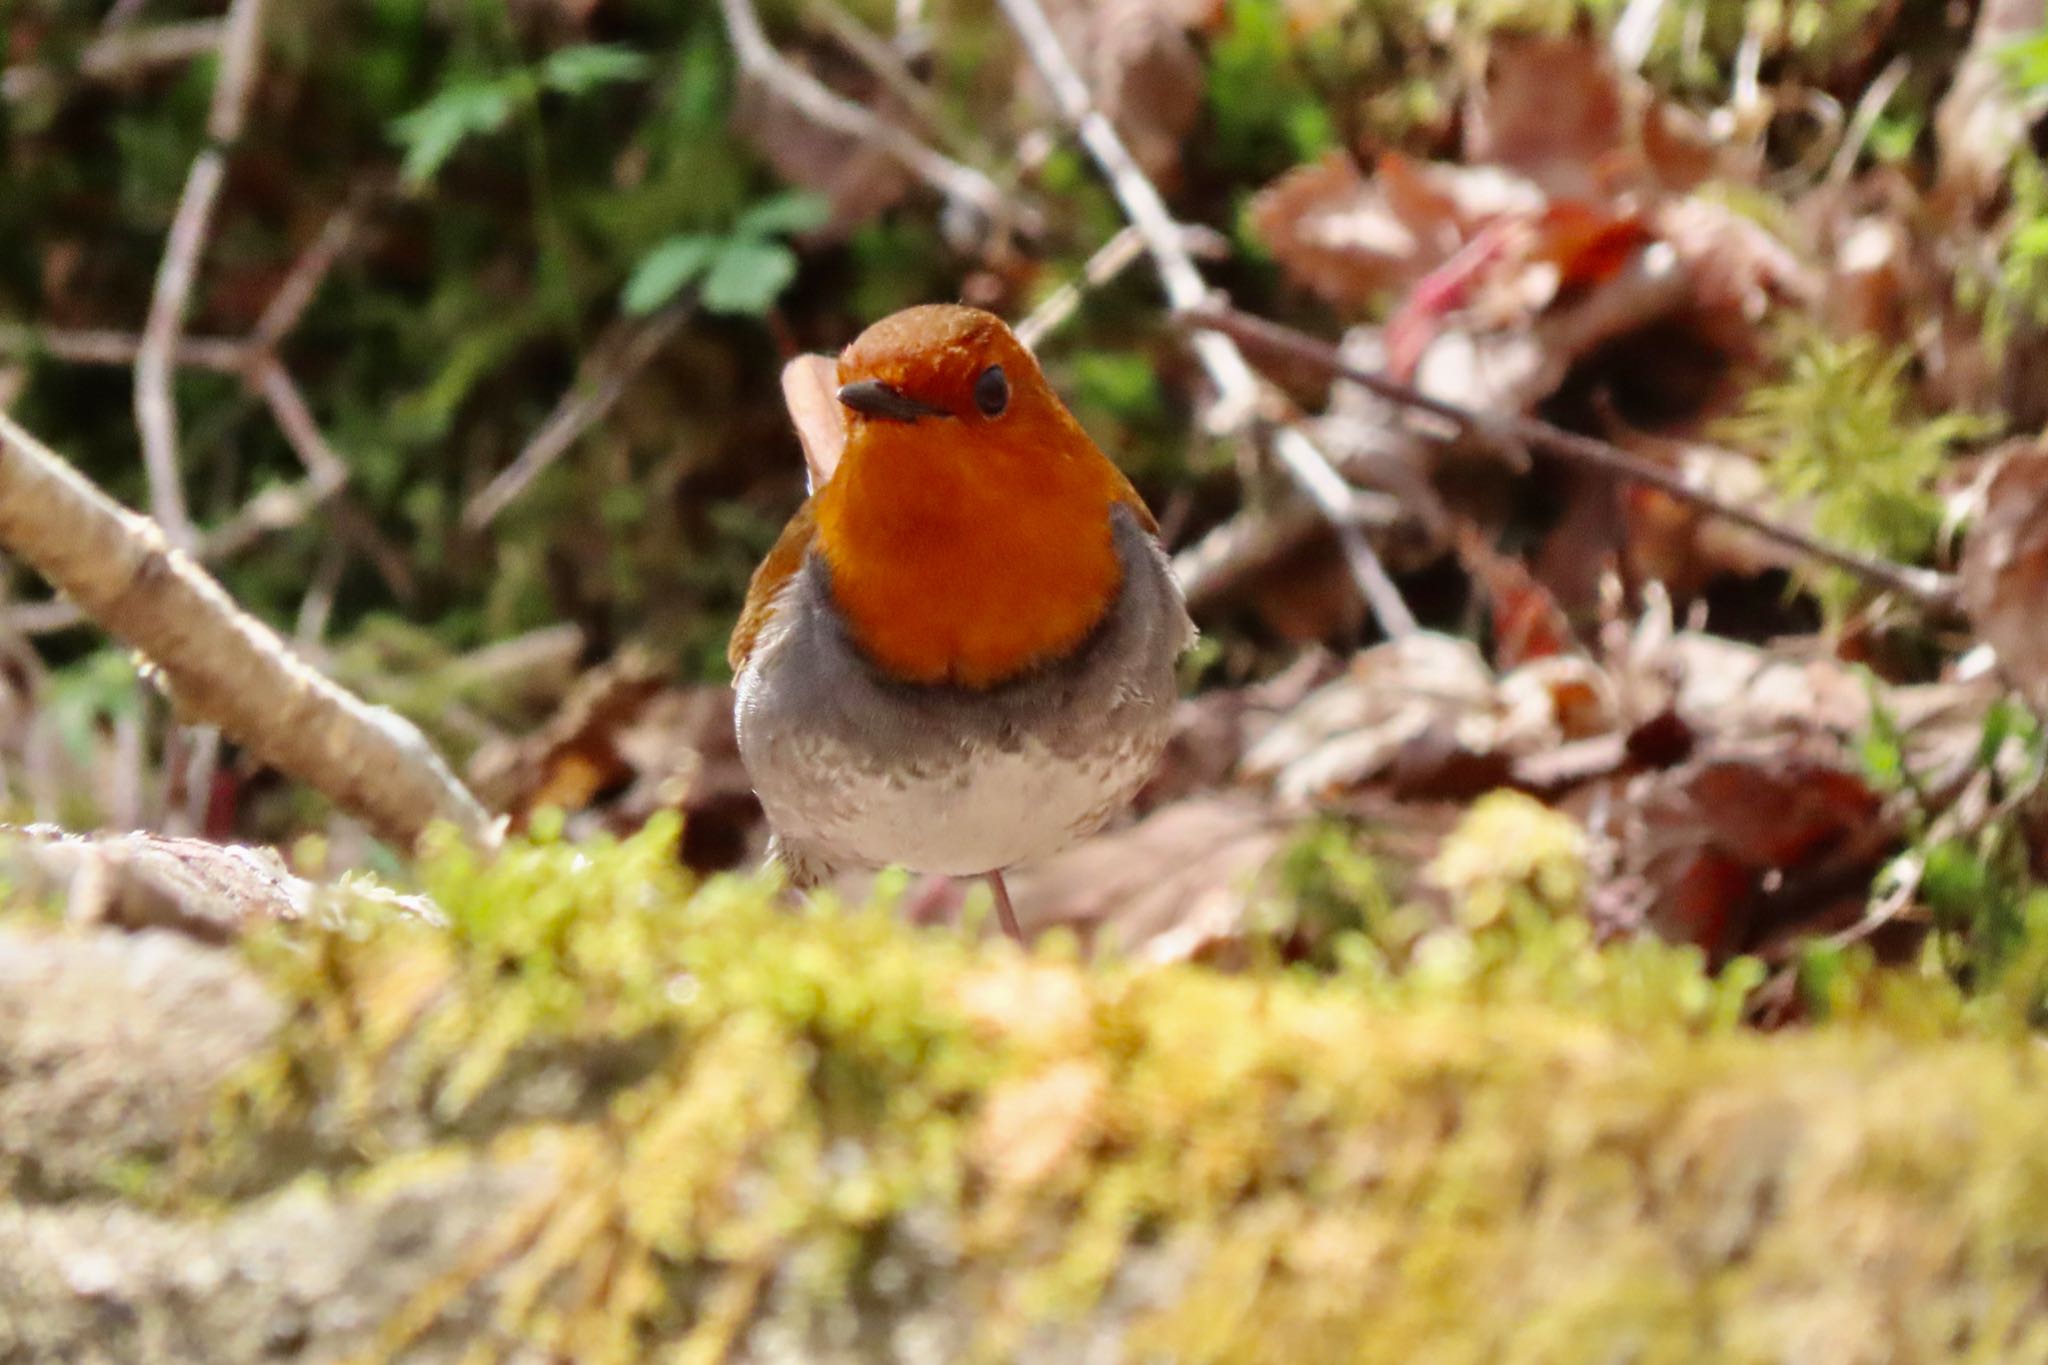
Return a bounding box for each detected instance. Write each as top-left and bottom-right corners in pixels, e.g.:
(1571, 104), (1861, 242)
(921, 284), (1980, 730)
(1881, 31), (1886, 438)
(729, 304), (1193, 940)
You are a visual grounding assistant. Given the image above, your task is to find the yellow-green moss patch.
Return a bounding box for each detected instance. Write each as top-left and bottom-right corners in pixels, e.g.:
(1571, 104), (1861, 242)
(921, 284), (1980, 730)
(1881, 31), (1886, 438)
(185, 817), (2048, 1362)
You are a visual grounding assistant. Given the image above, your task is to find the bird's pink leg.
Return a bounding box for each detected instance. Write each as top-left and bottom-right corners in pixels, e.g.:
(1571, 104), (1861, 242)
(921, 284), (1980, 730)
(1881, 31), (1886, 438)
(985, 870), (1024, 943)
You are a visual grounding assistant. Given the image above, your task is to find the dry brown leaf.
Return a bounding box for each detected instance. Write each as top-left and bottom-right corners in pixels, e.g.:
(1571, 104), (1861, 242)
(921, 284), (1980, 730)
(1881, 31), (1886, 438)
(1089, 0), (1206, 187)
(1653, 196), (1819, 344)
(609, 686), (760, 873)
(1934, 0), (2047, 217)
(1638, 98), (1721, 194)
(1242, 634), (1617, 806)
(1603, 748), (1888, 960)
(1463, 29), (1627, 199)
(733, 73), (914, 231)
(466, 650), (667, 821)
(1612, 435), (1796, 596)
(1457, 529), (1578, 668)
(466, 654), (759, 872)
(1007, 796), (1292, 962)
(1961, 442), (2048, 702)
(1247, 154), (1431, 313)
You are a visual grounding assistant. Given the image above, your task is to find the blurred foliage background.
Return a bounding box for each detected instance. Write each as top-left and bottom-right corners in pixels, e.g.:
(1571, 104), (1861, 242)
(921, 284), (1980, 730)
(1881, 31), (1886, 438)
(0, 0), (2023, 856)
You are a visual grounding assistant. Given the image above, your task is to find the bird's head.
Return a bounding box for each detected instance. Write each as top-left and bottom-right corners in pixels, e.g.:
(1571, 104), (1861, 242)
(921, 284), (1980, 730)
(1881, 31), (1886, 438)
(806, 304), (1154, 687)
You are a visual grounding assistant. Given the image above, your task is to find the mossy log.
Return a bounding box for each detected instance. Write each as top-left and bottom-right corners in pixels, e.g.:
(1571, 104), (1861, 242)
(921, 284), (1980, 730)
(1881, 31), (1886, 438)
(3, 818), (2047, 1364)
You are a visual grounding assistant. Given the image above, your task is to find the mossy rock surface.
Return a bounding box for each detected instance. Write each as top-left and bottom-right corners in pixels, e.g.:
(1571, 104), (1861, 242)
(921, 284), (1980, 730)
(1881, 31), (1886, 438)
(4, 817), (2048, 1363)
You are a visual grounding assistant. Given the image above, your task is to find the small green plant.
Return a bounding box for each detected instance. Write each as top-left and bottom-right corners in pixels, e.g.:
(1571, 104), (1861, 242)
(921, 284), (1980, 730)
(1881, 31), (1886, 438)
(1203, 0), (1338, 174)
(391, 44), (653, 187)
(1720, 328), (1993, 615)
(1858, 687), (2048, 1022)
(1961, 28), (2048, 351)
(1995, 154), (2048, 341)
(621, 191), (831, 317)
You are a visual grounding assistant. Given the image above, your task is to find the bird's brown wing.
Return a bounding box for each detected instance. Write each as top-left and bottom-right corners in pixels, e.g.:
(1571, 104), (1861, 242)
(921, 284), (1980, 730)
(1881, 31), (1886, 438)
(728, 496), (819, 673)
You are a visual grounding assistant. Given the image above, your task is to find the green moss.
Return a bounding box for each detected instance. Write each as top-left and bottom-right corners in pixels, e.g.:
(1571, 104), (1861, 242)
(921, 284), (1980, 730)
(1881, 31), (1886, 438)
(181, 815), (2048, 1360)
(1721, 328), (1995, 617)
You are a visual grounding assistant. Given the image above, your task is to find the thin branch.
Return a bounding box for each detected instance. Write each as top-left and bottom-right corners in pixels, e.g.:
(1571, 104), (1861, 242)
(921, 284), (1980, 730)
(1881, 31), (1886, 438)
(252, 190), (373, 350)
(463, 309), (687, 530)
(802, 0), (948, 135)
(1017, 227), (1146, 348)
(1611, 0), (1670, 72)
(720, 0), (1024, 233)
(201, 473), (343, 562)
(994, 0), (1418, 638)
(1826, 56), (1909, 188)
(1014, 223), (1228, 350)
(0, 410), (496, 848)
(134, 149), (223, 549)
(295, 539), (348, 646)
(1, 18), (225, 104)
(0, 326), (247, 372)
(132, 0), (271, 552)
(253, 359), (351, 489)
(100, 0), (154, 33)
(206, 0), (268, 145)
(1185, 302), (1961, 612)
(1171, 500), (1344, 610)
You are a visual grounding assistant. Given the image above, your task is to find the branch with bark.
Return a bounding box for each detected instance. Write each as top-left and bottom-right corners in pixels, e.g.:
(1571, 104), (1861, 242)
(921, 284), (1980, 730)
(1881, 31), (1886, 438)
(0, 412), (496, 850)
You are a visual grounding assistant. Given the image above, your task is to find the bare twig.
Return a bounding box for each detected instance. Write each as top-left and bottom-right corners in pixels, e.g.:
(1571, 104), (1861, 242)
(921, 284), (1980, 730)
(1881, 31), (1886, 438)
(0, 410), (496, 848)
(1826, 56), (1909, 188)
(1611, 0), (1670, 72)
(201, 473), (342, 563)
(994, 0), (1418, 638)
(720, 0), (1022, 232)
(1014, 223), (1228, 350)
(295, 539), (348, 646)
(2, 18), (225, 104)
(0, 326), (247, 372)
(252, 191), (373, 350)
(463, 308), (688, 530)
(0, 425), (344, 639)
(133, 0), (271, 552)
(802, 0), (948, 135)
(101, 0), (153, 32)
(1186, 302), (1961, 612)
(253, 360), (351, 489)
(1171, 501), (1345, 610)
(134, 151), (224, 549)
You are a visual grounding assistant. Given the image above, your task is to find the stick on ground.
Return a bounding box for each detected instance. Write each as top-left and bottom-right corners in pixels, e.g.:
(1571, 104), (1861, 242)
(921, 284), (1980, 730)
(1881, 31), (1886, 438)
(1186, 302), (1960, 612)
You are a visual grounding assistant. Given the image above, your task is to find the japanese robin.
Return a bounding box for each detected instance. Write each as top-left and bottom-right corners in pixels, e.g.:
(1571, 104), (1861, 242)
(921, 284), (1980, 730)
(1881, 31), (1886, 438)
(729, 304), (1193, 939)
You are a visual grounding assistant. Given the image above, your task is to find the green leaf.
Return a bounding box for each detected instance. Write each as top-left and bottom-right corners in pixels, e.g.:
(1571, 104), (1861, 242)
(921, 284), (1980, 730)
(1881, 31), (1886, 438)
(391, 79), (517, 185)
(699, 238), (798, 316)
(622, 235), (717, 315)
(1999, 29), (2048, 91)
(1802, 945), (1851, 1019)
(1923, 838), (1992, 925)
(539, 44), (653, 96)
(734, 191), (833, 240)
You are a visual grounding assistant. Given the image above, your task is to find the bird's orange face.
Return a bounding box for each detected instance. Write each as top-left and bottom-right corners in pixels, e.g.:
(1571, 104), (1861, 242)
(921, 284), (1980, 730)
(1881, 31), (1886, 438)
(810, 305), (1152, 689)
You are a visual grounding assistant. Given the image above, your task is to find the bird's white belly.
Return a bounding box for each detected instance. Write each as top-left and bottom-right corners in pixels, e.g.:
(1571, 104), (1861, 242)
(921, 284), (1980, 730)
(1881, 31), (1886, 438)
(760, 734), (1154, 877)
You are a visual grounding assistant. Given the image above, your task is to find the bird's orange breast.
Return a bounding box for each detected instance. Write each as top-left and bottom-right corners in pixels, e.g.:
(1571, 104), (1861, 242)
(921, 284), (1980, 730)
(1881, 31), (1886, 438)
(812, 418), (1136, 689)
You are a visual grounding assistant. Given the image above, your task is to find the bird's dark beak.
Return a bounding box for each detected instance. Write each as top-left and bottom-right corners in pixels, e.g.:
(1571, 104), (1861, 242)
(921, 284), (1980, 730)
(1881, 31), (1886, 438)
(837, 379), (950, 423)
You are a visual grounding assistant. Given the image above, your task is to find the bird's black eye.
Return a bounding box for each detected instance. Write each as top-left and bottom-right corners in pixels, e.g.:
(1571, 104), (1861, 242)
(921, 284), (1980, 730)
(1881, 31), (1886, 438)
(973, 364), (1009, 417)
